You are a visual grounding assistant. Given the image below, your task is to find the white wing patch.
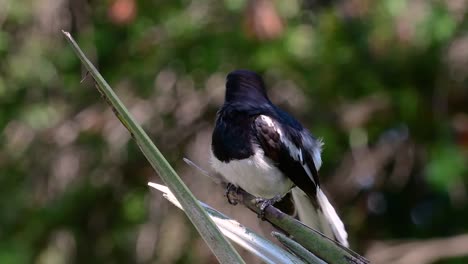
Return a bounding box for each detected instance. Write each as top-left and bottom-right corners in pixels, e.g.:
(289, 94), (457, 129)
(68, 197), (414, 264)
(258, 115), (322, 185)
(302, 134), (323, 170)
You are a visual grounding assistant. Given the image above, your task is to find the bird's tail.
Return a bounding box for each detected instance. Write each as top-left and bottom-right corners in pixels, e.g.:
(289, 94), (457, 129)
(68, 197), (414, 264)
(316, 187), (349, 247)
(292, 187), (349, 247)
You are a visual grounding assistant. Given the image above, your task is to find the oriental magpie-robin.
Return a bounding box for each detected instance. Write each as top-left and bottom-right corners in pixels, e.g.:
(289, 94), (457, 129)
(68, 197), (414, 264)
(210, 70), (348, 247)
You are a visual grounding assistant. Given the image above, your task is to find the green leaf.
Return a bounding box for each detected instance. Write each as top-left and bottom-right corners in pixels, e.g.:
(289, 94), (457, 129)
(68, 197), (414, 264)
(427, 145), (466, 191)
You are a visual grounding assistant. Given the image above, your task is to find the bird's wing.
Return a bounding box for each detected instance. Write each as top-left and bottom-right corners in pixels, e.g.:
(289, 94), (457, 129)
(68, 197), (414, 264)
(254, 114), (349, 247)
(253, 114), (320, 197)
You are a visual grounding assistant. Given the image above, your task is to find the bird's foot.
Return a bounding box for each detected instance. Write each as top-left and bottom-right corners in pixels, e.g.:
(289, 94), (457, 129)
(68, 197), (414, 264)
(255, 195), (282, 219)
(225, 183), (240, 205)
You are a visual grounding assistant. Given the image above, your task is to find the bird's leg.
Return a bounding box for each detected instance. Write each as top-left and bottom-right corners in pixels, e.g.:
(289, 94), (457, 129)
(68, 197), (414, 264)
(225, 183), (239, 205)
(255, 194), (283, 219)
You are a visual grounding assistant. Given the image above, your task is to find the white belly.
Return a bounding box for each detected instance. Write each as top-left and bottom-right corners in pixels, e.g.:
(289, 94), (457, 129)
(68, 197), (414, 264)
(210, 148), (294, 199)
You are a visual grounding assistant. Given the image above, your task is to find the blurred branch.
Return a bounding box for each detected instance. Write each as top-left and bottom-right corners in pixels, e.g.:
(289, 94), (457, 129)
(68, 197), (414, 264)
(366, 234), (468, 264)
(61, 30), (245, 264)
(327, 127), (410, 204)
(184, 158), (369, 264)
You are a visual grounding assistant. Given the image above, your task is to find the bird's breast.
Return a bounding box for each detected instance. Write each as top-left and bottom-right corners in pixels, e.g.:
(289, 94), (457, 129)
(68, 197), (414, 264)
(210, 147), (294, 199)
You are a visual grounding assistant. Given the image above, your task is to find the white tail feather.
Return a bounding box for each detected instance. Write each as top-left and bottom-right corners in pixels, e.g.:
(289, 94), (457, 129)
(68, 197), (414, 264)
(316, 188), (349, 247)
(292, 188), (323, 232)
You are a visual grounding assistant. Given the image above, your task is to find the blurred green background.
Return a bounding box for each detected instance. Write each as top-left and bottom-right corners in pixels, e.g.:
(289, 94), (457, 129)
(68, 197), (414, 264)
(1, 0), (468, 263)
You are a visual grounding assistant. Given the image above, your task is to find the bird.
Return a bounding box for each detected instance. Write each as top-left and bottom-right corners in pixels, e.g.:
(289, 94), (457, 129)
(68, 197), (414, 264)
(210, 69), (348, 247)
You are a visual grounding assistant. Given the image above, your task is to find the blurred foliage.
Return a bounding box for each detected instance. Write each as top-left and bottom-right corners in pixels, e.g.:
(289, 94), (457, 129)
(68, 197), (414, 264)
(1, 0), (468, 263)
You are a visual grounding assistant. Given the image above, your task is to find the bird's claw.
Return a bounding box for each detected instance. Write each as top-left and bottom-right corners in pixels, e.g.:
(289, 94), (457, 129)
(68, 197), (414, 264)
(225, 183), (239, 205)
(255, 195), (282, 219)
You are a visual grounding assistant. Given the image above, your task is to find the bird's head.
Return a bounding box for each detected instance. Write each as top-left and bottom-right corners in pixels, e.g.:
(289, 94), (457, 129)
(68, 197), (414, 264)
(225, 70), (270, 103)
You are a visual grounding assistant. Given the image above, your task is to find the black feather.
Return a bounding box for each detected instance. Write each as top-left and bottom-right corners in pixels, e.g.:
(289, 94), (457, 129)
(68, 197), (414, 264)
(253, 115), (320, 198)
(213, 69), (322, 199)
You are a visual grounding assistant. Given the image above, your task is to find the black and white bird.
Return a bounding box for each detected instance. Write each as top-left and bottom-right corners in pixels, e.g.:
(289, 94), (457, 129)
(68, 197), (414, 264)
(210, 70), (348, 247)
